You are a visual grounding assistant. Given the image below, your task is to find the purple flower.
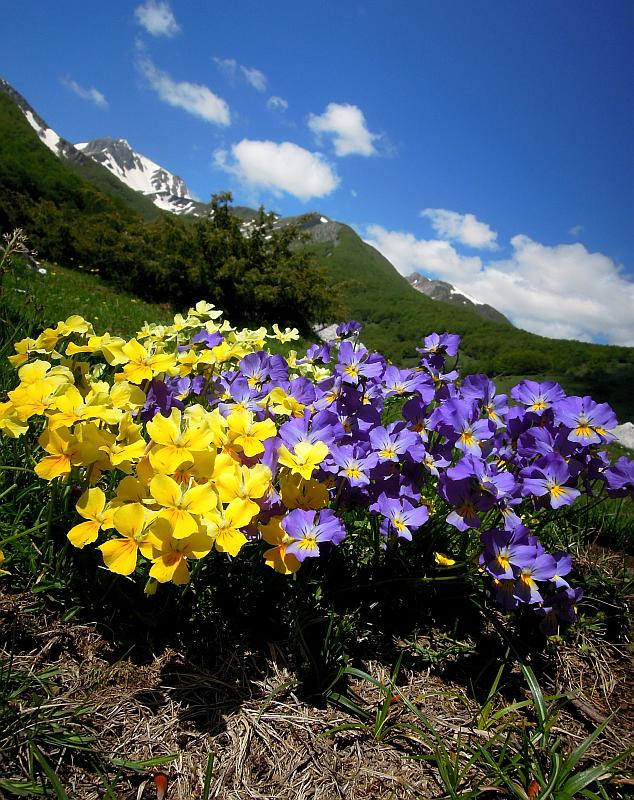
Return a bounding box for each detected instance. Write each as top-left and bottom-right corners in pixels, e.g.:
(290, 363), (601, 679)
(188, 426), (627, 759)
(430, 399), (495, 456)
(551, 553), (573, 588)
(301, 342), (332, 364)
(439, 478), (494, 531)
(369, 424), (425, 464)
(480, 527), (536, 580)
(335, 342), (385, 385)
(461, 375), (508, 429)
(417, 332), (461, 358)
(139, 378), (184, 421)
(218, 378), (262, 417)
(537, 587), (584, 633)
(514, 554), (558, 604)
(553, 396), (617, 445)
(382, 365), (432, 398)
(191, 330), (223, 349)
(447, 454), (516, 500)
(511, 380), (566, 414)
(325, 444), (378, 487)
(281, 508), (346, 561)
(521, 454), (581, 508)
(336, 320), (362, 338)
(604, 456), (634, 499)
(372, 493), (429, 541)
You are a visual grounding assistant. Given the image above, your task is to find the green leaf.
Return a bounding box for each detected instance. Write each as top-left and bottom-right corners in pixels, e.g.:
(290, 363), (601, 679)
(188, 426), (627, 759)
(519, 661), (548, 732)
(201, 751), (215, 800)
(558, 713), (614, 781)
(31, 745), (68, 800)
(0, 778), (46, 796)
(558, 748), (633, 799)
(110, 753), (179, 771)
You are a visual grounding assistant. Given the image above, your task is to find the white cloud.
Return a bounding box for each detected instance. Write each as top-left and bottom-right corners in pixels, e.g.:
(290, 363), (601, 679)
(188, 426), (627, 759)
(267, 95), (288, 112)
(137, 55), (230, 125)
(421, 208), (499, 250)
(134, 0), (180, 37)
(308, 102), (379, 157)
(240, 66), (267, 92)
(365, 225), (483, 283)
(214, 57), (267, 91)
(61, 77), (108, 108)
(214, 139), (339, 201)
(213, 57), (238, 78)
(364, 226), (634, 346)
(569, 224), (583, 238)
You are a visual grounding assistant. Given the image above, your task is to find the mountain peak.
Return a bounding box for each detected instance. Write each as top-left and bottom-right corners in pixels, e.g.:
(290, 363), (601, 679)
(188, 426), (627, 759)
(407, 272), (511, 326)
(75, 137), (197, 215)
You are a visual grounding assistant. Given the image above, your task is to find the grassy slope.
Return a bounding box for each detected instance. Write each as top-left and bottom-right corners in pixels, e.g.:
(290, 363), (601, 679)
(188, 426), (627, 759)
(3, 260), (175, 337)
(313, 225), (634, 420)
(0, 92), (159, 220)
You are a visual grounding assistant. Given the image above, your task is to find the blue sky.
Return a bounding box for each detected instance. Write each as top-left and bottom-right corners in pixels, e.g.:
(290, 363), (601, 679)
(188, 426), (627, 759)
(3, 1), (634, 344)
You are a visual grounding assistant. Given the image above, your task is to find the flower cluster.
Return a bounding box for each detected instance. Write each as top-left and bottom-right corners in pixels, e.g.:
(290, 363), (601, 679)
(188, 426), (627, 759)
(2, 303), (632, 632)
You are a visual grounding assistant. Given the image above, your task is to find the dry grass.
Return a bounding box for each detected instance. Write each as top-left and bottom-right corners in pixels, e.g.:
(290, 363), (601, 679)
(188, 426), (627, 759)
(1, 587), (632, 799)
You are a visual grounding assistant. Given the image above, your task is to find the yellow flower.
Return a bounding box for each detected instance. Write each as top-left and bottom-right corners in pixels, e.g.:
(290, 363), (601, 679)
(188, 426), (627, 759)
(67, 487), (116, 548)
(119, 339), (175, 384)
(270, 324), (299, 343)
(0, 401), (29, 438)
(226, 410), (277, 457)
(204, 499), (252, 557)
(0, 549), (10, 576)
(147, 407), (216, 474)
(8, 336), (42, 367)
(34, 427), (78, 480)
(47, 385), (122, 430)
(175, 348), (199, 376)
(149, 525), (213, 584)
(259, 517), (300, 574)
(277, 441), (329, 480)
(188, 301), (223, 319)
(279, 472), (329, 510)
(149, 474), (218, 539)
(55, 315), (94, 337)
(265, 387), (306, 418)
(66, 333), (128, 365)
(214, 462), (272, 519)
(99, 414), (147, 470)
(434, 552), (456, 566)
(98, 503), (158, 575)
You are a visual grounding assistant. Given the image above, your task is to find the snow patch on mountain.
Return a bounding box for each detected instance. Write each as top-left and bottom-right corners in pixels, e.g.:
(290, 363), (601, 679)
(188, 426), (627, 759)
(407, 273), (511, 326)
(23, 108), (61, 155)
(75, 137), (198, 216)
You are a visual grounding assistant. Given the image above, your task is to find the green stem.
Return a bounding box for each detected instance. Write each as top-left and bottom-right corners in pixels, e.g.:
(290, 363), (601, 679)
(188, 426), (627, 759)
(0, 521), (47, 547)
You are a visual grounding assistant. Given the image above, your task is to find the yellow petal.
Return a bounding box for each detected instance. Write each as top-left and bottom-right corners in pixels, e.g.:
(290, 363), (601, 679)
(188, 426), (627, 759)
(147, 408), (180, 447)
(182, 482), (217, 515)
(149, 551), (183, 583)
(150, 474), (181, 508)
(99, 538), (138, 575)
(76, 487), (106, 521)
(113, 503), (147, 538)
(67, 520), (101, 548)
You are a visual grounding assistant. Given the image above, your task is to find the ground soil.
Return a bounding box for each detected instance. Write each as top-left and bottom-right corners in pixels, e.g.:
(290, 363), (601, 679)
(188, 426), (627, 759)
(1, 586), (632, 800)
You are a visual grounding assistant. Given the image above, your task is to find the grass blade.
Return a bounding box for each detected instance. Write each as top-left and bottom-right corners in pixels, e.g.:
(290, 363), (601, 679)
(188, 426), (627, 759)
(201, 751), (215, 800)
(31, 745), (68, 800)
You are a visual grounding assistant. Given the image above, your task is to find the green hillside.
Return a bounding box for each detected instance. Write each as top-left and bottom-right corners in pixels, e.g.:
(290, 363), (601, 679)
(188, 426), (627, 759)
(0, 90), (159, 220)
(1, 81), (632, 421)
(312, 225), (634, 420)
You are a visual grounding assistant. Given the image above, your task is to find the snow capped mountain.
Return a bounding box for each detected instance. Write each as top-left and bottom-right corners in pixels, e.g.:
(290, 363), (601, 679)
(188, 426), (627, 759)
(75, 137), (199, 215)
(1, 78), (83, 162)
(407, 273), (511, 326)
